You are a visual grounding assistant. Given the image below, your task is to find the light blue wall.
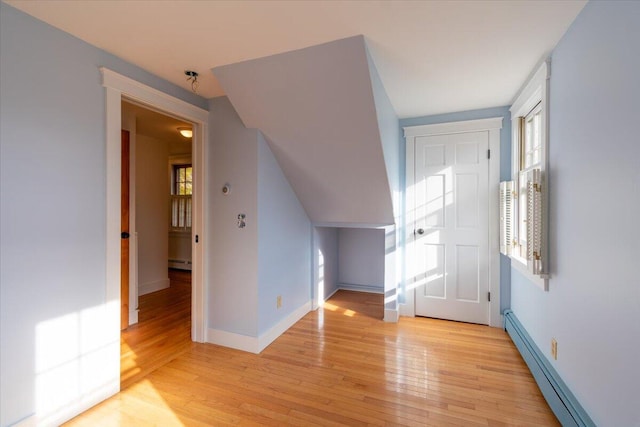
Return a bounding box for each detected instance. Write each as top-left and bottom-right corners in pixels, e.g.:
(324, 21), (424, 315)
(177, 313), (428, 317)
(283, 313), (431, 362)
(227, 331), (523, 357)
(399, 106), (512, 312)
(313, 227), (339, 301)
(208, 98), (314, 339)
(0, 4), (206, 426)
(511, 2), (640, 426)
(338, 228), (385, 291)
(365, 44), (401, 218)
(257, 133), (311, 335)
(207, 96), (259, 337)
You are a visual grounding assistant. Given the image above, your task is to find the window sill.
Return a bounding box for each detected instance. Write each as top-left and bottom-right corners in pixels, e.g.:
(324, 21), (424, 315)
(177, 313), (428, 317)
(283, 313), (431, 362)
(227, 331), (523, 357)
(510, 255), (549, 291)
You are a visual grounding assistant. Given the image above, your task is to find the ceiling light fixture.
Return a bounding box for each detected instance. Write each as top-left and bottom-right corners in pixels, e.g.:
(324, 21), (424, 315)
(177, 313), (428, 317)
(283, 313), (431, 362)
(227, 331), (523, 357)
(185, 70), (199, 94)
(177, 127), (192, 138)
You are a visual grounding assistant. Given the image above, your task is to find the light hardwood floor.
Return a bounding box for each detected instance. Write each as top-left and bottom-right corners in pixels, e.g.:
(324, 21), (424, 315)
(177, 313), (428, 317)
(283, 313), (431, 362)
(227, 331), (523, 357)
(119, 269), (193, 390)
(66, 282), (559, 426)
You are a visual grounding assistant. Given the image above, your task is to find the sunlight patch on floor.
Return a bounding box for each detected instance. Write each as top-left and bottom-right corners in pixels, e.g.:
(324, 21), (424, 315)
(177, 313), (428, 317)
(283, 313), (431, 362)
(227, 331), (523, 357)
(322, 302), (338, 311)
(65, 379), (184, 426)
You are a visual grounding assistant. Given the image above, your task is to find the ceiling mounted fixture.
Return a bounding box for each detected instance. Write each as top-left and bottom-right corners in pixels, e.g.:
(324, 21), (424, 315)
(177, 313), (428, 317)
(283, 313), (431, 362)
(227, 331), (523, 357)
(185, 70), (199, 94)
(177, 127), (192, 138)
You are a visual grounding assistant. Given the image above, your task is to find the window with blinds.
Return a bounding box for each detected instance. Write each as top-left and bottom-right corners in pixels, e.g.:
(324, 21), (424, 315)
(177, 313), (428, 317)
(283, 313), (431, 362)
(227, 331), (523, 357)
(509, 60), (549, 290)
(171, 164), (192, 232)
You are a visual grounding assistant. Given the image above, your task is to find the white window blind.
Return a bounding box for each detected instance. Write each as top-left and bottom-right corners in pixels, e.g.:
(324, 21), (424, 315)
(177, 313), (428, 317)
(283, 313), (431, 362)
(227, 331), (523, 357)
(171, 195), (192, 231)
(500, 180), (514, 256)
(526, 168), (543, 276)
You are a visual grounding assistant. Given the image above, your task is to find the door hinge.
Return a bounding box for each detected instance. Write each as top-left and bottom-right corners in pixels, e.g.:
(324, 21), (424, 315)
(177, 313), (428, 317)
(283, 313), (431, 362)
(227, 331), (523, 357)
(488, 292), (491, 302)
(487, 149), (491, 159)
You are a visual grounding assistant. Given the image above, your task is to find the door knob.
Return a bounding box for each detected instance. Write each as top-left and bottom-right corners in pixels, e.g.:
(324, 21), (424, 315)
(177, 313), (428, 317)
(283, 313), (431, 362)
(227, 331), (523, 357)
(121, 231), (130, 239)
(416, 228), (425, 235)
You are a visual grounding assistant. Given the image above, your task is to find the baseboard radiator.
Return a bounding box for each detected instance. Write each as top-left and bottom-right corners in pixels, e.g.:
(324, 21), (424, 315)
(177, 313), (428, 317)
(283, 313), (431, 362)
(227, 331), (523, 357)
(169, 259), (192, 270)
(503, 310), (595, 427)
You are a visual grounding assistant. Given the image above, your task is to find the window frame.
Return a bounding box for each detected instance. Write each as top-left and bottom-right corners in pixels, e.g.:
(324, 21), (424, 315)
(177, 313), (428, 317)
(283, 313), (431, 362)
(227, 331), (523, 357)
(168, 155), (193, 233)
(173, 164), (193, 196)
(509, 60), (550, 290)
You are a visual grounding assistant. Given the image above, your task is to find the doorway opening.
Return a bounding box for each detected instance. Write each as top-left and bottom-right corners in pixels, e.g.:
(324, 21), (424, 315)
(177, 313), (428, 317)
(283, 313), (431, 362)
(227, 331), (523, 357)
(119, 101), (195, 387)
(102, 66), (209, 393)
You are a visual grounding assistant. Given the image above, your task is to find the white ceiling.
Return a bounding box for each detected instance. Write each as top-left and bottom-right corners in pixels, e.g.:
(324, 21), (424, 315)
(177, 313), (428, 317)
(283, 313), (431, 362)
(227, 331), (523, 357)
(5, 0), (586, 118)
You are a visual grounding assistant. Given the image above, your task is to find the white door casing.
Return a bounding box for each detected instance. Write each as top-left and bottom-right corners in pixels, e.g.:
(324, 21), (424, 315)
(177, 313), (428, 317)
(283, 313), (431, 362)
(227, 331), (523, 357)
(102, 68), (209, 350)
(403, 118), (502, 327)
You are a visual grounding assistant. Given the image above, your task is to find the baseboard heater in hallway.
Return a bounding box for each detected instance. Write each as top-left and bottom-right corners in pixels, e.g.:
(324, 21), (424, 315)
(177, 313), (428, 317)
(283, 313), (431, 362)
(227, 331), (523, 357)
(169, 259), (192, 270)
(503, 310), (595, 427)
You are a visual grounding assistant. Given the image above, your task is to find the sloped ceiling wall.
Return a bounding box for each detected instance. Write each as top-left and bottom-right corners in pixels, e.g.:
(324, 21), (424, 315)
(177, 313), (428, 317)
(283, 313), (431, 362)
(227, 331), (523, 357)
(213, 35), (395, 225)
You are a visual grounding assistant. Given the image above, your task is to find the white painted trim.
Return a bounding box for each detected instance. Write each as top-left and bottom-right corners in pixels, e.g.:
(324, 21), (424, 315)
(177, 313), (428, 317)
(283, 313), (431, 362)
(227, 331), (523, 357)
(313, 222), (393, 229)
(129, 308), (139, 325)
(403, 117), (503, 138)
(510, 60), (549, 116)
(404, 117), (502, 327)
(169, 154), (192, 166)
(383, 223), (399, 323)
(487, 126), (502, 327)
(129, 231), (139, 325)
(102, 69), (209, 351)
(311, 225), (320, 310)
(191, 119), (208, 342)
(207, 301), (312, 354)
(509, 59), (550, 291)
(101, 68), (208, 123)
(319, 287), (340, 306)
(207, 328), (260, 354)
(384, 309), (399, 322)
(138, 278), (170, 296)
(402, 132), (416, 318)
(257, 301), (311, 352)
(398, 303), (413, 317)
(338, 283), (384, 294)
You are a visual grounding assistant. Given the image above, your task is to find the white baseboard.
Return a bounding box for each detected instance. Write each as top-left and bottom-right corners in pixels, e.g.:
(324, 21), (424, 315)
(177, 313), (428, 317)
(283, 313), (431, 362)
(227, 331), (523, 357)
(257, 301), (311, 352)
(207, 300), (311, 354)
(138, 278), (170, 296)
(384, 309), (399, 323)
(398, 302), (413, 317)
(168, 259), (192, 270)
(206, 328), (260, 353)
(128, 308), (139, 325)
(14, 381), (119, 427)
(338, 283), (384, 294)
(321, 287), (340, 304)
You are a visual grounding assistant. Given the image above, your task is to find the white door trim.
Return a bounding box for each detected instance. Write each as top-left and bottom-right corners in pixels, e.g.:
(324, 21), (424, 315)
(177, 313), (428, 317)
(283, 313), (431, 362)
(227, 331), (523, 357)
(402, 117), (502, 327)
(101, 68), (209, 351)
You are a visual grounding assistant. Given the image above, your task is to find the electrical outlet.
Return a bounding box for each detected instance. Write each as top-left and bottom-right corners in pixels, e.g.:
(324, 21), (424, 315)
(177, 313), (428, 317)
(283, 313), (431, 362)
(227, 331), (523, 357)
(277, 295), (282, 309)
(551, 338), (558, 360)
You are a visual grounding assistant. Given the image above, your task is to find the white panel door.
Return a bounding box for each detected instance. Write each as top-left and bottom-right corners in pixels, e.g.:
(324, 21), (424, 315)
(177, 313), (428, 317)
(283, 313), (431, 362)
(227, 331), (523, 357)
(414, 131), (489, 324)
